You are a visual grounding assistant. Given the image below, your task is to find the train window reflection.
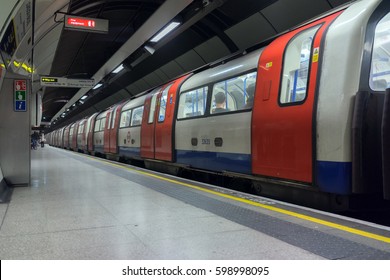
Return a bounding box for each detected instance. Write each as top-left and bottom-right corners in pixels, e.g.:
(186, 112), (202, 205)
(148, 93), (158, 124)
(131, 106), (144, 126)
(370, 13), (390, 91)
(177, 86), (208, 119)
(120, 110), (131, 128)
(78, 123), (84, 134)
(210, 72), (257, 114)
(280, 26), (320, 104)
(158, 84), (172, 122)
(100, 117), (106, 131)
(69, 124), (75, 137)
(94, 119), (101, 132)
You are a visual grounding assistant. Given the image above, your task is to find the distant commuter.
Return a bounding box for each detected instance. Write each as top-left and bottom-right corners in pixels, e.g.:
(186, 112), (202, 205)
(212, 91), (228, 114)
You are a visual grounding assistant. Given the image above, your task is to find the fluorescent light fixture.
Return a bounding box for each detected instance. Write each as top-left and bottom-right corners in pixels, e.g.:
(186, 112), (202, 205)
(150, 21), (180, 43)
(81, 95), (88, 100)
(93, 83), (102, 90)
(144, 45), (155, 55)
(112, 64), (124, 74)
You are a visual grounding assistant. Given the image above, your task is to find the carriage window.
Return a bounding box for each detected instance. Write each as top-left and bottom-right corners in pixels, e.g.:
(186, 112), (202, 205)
(148, 93), (158, 124)
(86, 117), (93, 133)
(370, 13), (390, 91)
(107, 112), (112, 130)
(78, 123), (84, 134)
(210, 72), (257, 114)
(158, 84), (172, 122)
(131, 106), (144, 126)
(100, 117), (106, 131)
(177, 86), (208, 119)
(120, 110), (131, 128)
(69, 125), (75, 137)
(94, 119), (101, 132)
(280, 26), (320, 104)
(111, 108), (118, 129)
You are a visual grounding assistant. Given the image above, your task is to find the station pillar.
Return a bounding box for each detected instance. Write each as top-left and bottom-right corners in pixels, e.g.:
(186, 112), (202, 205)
(0, 72), (30, 196)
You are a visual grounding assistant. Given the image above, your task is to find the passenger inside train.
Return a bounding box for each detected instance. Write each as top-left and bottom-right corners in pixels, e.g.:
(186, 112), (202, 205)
(212, 91), (229, 114)
(245, 83), (255, 109)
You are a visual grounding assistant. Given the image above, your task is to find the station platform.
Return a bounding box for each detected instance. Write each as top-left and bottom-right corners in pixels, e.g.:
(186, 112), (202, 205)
(1, 146), (390, 260)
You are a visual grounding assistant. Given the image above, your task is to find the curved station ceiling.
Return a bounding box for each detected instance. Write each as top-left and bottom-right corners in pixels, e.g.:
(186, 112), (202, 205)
(0, 0), (352, 131)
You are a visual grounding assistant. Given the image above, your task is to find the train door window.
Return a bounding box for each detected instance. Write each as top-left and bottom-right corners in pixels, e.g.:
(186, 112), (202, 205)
(78, 123), (84, 134)
(69, 124), (75, 137)
(370, 13), (390, 91)
(148, 93), (158, 124)
(177, 86), (208, 119)
(111, 108), (118, 129)
(158, 84), (172, 122)
(280, 26), (320, 105)
(100, 117), (106, 131)
(107, 112), (112, 130)
(131, 106), (144, 126)
(94, 119), (101, 132)
(210, 72), (257, 114)
(86, 117), (92, 134)
(120, 110), (131, 128)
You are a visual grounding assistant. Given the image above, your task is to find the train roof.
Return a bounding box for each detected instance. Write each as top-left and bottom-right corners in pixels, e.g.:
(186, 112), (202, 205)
(180, 49), (263, 92)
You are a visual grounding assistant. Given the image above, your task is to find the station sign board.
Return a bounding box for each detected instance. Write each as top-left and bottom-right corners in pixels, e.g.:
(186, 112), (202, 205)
(64, 15), (109, 34)
(14, 80), (27, 112)
(40, 76), (94, 88)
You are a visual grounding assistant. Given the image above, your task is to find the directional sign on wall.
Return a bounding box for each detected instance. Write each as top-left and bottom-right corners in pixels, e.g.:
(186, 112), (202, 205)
(14, 80), (27, 112)
(40, 76), (94, 88)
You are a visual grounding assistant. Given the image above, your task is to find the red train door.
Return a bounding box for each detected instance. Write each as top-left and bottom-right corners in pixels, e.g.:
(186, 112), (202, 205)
(252, 13), (340, 183)
(87, 113), (98, 153)
(103, 110), (113, 153)
(154, 75), (188, 161)
(80, 119), (87, 151)
(108, 103), (125, 154)
(141, 88), (161, 159)
(71, 122), (79, 151)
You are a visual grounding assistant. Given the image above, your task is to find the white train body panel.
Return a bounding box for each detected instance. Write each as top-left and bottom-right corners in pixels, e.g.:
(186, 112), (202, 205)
(175, 49), (262, 174)
(117, 96), (146, 158)
(175, 113), (251, 154)
(316, 0), (381, 163)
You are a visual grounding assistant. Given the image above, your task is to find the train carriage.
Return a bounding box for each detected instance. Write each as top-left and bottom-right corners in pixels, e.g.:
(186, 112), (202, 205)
(175, 50), (260, 174)
(48, 0), (390, 209)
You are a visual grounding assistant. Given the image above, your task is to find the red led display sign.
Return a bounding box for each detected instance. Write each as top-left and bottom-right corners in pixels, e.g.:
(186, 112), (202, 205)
(67, 17), (96, 28)
(64, 15), (108, 34)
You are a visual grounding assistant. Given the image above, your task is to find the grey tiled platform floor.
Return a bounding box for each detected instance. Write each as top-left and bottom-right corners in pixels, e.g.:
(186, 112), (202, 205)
(0, 147), (326, 260)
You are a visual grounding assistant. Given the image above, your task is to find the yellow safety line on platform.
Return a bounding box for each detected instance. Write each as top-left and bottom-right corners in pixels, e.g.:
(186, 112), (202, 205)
(81, 153), (390, 244)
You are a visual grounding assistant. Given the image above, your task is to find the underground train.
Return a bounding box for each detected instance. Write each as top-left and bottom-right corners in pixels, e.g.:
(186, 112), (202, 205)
(47, 0), (390, 210)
